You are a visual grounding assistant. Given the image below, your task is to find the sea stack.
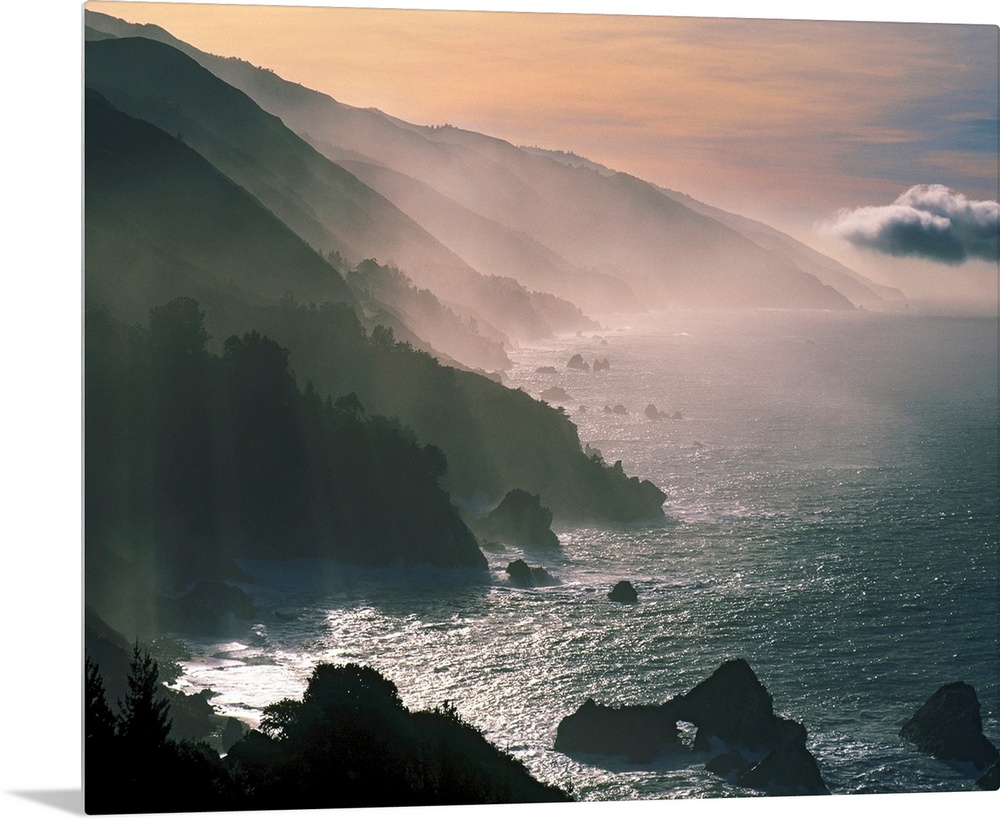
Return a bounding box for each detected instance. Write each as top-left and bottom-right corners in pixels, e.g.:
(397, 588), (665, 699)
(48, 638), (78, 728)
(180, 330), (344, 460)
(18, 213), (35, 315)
(555, 658), (829, 796)
(900, 681), (1000, 782)
(608, 581), (638, 603)
(476, 489), (560, 548)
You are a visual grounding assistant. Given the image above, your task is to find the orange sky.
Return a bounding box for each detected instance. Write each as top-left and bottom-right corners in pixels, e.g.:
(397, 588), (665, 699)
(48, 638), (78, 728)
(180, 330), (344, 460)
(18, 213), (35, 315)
(84, 1), (999, 295)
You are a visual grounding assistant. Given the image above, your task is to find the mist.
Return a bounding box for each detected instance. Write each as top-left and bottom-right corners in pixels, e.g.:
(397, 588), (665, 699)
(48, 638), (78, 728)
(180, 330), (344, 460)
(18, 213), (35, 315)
(170, 43), (867, 318)
(808, 231), (999, 316)
(90, 6), (996, 357)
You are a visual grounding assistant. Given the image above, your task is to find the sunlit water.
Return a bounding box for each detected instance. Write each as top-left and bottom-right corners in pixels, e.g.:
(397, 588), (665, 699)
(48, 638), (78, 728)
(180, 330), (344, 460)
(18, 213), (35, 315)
(171, 309), (999, 799)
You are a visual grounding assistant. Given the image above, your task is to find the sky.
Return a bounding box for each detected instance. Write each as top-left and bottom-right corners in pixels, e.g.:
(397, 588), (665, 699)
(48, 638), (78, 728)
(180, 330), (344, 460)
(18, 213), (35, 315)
(82, 0), (1000, 307)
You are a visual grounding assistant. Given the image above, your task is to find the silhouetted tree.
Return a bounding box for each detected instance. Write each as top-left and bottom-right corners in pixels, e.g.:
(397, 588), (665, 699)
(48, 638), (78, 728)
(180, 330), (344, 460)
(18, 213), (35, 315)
(259, 698), (302, 741)
(422, 443), (448, 481)
(85, 657), (117, 757)
(85, 654), (247, 814)
(149, 296), (209, 362)
(333, 391), (365, 421)
(223, 330), (293, 391)
(370, 323), (396, 349)
(323, 247), (348, 272)
(83, 657), (119, 814)
(226, 663), (569, 809)
(84, 658), (122, 814)
(118, 641), (172, 754)
(303, 663), (404, 716)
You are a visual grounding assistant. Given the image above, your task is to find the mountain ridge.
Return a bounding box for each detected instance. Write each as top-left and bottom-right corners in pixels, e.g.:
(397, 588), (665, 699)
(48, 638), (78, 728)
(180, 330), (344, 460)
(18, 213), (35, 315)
(85, 30), (597, 362)
(84, 84), (667, 531)
(84, 87), (354, 327)
(84, 9), (866, 313)
(523, 146), (905, 308)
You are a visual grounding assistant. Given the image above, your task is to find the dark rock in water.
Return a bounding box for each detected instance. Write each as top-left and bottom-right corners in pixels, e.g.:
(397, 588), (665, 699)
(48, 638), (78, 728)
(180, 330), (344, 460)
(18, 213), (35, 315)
(476, 488), (560, 548)
(735, 736), (829, 796)
(612, 404), (628, 415)
(644, 403), (666, 421)
(671, 410), (684, 420)
(540, 385), (573, 403)
(578, 405), (588, 413)
(222, 716), (248, 752)
(977, 761), (999, 791)
(535, 366), (558, 374)
(900, 682), (1000, 775)
(706, 750), (750, 778)
(567, 353), (589, 370)
(168, 580), (256, 635)
(608, 580), (638, 603)
(478, 538), (506, 553)
(672, 658), (779, 752)
(554, 658), (828, 796)
(166, 687), (217, 742)
(506, 559), (557, 587)
(506, 558), (531, 585)
(554, 698), (680, 762)
(593, 358), (611, 371)
(530, 566), (556, 585)
(603, 405), (613, 413)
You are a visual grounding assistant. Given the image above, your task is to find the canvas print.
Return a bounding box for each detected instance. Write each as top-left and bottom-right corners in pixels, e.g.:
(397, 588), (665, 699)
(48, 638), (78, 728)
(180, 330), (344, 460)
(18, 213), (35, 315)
(82, 1), (999, 814)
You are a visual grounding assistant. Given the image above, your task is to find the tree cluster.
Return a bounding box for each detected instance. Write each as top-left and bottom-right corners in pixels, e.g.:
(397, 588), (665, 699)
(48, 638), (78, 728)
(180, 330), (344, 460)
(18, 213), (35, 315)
(85, 656), (569, 813)
(239, 296), (667, 523)
(86, 297), (485, 629)
(85, 646), (243, 814)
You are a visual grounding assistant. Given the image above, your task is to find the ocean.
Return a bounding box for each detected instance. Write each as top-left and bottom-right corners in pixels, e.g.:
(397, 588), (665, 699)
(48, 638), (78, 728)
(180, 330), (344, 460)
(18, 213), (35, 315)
(170, 309), (999, 799)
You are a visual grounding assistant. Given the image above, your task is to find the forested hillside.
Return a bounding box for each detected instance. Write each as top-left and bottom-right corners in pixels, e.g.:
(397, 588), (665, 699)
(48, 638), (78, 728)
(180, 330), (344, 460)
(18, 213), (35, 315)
(85, 86), (666, 539)
(85, 299), (487, 631)
(232, 297), (667, 521)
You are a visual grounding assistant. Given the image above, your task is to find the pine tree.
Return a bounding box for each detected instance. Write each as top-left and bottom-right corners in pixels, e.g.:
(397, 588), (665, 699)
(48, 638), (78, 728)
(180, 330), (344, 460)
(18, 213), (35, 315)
(84, 657), (116, 748)
(118, 641), (172, 752)
(84, 657), (121, 814)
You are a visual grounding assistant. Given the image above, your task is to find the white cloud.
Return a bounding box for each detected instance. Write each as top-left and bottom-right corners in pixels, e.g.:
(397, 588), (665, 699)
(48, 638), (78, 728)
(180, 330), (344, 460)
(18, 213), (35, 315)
(827, 184), (998, 264)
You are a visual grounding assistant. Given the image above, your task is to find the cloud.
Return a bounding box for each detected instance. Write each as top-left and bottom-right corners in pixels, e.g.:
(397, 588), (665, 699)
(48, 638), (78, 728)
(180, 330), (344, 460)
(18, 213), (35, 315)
(827, 184), (999, 264)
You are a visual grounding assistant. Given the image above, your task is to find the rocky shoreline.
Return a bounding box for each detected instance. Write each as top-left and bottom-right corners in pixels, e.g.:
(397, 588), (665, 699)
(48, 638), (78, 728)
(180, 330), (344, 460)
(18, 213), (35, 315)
(88, 592), (1000, 805)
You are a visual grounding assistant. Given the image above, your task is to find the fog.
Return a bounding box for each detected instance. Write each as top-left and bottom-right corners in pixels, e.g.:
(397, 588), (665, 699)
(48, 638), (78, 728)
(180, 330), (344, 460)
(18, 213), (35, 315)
(199, 63), (856, 321)
(809, 232), (999, 316)
(86, 6), (998, 376)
